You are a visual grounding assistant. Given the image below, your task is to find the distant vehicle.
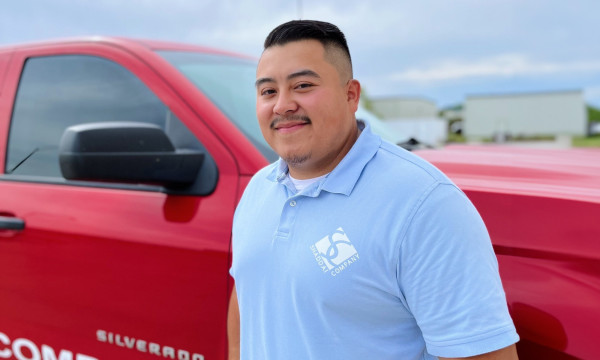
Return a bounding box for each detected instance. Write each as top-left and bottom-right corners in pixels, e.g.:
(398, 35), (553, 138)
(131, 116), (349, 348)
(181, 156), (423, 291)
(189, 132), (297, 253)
(0, 36), (598, 360)
(355, 105), (407, 144)
(356, 106), (430, 150)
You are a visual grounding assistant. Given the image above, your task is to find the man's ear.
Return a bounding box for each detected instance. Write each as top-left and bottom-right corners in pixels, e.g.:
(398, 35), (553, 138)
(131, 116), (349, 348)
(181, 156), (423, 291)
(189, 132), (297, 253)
(346, 79), (361, 111)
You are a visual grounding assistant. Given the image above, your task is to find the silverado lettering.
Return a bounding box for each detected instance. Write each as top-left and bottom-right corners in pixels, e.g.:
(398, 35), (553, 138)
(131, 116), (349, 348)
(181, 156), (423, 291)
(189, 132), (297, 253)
(96, 330), (204, 360)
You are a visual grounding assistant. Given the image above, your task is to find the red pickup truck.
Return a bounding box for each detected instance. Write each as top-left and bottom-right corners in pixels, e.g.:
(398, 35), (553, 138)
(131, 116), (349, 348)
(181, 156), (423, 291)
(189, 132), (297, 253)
(0, 37), (598, 360)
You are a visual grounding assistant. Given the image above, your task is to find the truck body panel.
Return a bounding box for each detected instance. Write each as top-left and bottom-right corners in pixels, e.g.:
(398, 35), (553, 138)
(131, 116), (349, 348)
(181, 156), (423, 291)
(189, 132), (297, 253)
(417, 146), (600, 359)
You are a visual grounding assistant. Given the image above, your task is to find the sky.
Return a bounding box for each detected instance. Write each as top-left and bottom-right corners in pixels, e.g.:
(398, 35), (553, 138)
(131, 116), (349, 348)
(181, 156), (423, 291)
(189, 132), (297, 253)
(2, 0), (599, 109)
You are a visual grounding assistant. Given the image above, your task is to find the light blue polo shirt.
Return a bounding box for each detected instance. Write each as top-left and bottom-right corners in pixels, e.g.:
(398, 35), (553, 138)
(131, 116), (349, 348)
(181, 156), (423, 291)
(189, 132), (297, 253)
(230, 121), (518, 360)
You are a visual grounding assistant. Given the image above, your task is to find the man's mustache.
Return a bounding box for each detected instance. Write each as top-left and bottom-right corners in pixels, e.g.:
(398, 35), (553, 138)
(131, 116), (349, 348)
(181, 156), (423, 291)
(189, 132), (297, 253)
(270, 115), (312, 129)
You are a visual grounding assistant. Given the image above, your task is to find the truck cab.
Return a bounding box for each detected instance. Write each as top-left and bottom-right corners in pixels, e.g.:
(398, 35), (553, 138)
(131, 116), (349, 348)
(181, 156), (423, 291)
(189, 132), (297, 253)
(0, 37), (272, 360)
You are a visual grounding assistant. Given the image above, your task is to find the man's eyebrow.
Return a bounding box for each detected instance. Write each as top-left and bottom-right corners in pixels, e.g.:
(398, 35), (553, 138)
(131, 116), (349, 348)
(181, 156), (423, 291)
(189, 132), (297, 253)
(287, 69), (320, 81)
(255, 77), (274, 88)
(255, 70), (321, 88)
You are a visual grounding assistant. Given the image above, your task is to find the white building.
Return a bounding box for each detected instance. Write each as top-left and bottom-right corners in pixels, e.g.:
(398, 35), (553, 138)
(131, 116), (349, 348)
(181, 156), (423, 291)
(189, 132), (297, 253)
(371, 97), (438, 119)
(369, 97), (446, 146)
(464, 90), (587, 139)
(383, 117), (448, 147)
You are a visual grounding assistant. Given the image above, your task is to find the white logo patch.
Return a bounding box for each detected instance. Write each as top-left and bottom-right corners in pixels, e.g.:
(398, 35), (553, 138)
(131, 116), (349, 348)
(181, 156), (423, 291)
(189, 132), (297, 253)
(310, 227), (359, 276)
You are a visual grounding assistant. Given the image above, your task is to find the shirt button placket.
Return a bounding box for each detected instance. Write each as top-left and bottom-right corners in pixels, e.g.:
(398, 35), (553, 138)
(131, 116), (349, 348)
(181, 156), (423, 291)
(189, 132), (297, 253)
(274, 198), (299, 241)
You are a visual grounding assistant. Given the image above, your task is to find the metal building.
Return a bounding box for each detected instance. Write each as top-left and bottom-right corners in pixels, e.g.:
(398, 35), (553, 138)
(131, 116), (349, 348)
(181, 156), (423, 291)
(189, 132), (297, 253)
(371, 97), (438, 119)
(464, 90), (587, 139)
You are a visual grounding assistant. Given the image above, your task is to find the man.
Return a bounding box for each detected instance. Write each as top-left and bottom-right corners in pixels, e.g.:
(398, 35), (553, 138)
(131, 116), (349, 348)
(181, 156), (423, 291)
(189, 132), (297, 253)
(228, 20), (519, 360)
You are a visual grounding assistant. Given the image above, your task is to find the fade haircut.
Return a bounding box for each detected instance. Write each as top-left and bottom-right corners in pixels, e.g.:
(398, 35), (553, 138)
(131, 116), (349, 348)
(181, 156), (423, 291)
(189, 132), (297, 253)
(264, 20), (353, 81)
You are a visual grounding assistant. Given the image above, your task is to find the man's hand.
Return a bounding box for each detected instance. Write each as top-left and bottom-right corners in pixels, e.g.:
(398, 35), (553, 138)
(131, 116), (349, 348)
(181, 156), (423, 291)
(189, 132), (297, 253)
(440, 344), (518, 360)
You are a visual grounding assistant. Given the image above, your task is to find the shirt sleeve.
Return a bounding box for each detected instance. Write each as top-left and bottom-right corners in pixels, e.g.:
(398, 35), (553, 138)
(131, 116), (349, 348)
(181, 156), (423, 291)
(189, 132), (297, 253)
(398, 182), (519, 358)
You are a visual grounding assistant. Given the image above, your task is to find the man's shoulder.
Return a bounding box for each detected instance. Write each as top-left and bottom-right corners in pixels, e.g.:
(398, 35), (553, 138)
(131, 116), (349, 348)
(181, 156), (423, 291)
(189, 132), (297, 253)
(235, 162), (278, 217)
(340, 139), (460, 215)
(373, 140), (452, 185)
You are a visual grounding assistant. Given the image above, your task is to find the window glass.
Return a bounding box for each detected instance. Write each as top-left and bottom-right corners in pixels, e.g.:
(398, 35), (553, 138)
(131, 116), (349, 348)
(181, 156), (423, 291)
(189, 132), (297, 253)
(6, 55), (198, 178)
(158, 51), (278, 162)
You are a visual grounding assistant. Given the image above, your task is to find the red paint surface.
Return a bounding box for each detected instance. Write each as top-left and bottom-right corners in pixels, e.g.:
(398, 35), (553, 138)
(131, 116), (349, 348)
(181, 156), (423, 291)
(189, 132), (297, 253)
(417, 145), (600, 359)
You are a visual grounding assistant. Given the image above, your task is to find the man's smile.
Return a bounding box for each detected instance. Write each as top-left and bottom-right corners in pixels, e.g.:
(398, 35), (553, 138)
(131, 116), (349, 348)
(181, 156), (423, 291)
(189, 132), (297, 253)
(270, 116), (312, 134)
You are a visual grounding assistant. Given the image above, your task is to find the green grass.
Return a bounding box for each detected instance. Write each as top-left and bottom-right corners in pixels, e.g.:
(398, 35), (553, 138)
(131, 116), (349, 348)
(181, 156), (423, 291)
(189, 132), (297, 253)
(512, 134), (556, 141)
(573, 135), (600, 147)
(479, 134), (555, 143)
(446, 133), (467, 143)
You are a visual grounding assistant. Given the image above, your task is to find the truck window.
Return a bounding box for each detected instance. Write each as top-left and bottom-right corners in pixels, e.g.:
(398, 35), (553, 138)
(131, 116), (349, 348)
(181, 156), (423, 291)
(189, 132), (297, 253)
(5, 55), (204, 181)
(158, 51), (278, 162)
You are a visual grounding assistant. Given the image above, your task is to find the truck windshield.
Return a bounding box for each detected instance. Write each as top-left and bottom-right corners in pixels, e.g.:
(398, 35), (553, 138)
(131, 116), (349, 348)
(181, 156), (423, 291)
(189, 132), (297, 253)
(157, 51), (278, 162)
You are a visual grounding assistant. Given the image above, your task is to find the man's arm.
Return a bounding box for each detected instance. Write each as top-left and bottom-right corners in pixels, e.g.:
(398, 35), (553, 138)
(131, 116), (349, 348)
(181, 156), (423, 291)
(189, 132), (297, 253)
(440, 344), (518, 360)
(227, 287), (240, 360)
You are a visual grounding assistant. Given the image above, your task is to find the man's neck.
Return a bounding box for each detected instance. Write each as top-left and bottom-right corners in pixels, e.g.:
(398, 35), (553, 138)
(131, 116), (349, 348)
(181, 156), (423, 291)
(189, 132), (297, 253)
(287, 125), (361, 180)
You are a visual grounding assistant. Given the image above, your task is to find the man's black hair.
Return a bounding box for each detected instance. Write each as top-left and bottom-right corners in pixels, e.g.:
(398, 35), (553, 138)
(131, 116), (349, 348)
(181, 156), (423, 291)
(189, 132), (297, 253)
(264, 20), (353, 75)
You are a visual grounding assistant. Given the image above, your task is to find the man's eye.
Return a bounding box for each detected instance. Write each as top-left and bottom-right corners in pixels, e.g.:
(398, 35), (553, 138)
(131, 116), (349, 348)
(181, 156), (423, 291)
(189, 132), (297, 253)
(296, 83), (313, 89)
(261, 89), (276, 96)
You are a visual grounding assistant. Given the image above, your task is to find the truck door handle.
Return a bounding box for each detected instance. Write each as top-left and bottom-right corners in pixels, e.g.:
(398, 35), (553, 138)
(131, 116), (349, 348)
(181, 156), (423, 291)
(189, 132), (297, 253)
(0, 216), (25, 230)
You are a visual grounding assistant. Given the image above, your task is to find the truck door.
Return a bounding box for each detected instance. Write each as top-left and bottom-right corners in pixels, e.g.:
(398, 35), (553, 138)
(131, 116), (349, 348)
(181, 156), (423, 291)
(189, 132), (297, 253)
(0, 45), (238, 360)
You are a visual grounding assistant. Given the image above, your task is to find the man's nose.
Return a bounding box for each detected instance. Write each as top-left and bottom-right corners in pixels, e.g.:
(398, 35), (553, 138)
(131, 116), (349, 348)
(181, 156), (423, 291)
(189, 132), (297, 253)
(273, 91), (297, 115)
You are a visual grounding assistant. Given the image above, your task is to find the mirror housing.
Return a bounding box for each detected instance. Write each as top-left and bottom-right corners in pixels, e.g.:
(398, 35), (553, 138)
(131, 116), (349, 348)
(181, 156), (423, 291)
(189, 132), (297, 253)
(59, 122), (204, 187)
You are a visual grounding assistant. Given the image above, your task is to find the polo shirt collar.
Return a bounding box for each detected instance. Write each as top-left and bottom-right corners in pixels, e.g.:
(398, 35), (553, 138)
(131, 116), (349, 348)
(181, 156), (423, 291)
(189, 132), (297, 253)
(267, 157), (289, 183)
(266, 120), (381, 197)
(321, 120), (380, 196)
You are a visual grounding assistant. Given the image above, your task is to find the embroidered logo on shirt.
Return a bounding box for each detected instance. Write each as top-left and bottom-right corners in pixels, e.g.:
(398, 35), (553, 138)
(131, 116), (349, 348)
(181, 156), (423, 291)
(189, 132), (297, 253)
(310, 227), (359, 276)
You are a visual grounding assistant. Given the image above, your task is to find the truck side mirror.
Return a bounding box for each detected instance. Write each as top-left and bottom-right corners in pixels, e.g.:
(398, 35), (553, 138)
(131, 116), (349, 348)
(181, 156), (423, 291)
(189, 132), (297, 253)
(59, 122), (204, 187)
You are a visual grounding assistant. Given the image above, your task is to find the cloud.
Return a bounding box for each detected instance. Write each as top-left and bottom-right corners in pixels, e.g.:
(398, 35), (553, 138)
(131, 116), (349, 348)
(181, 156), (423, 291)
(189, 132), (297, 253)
(2, 0), (598, 108)
(391, 54), (600, 83)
